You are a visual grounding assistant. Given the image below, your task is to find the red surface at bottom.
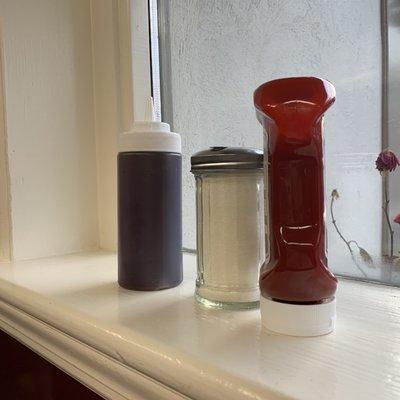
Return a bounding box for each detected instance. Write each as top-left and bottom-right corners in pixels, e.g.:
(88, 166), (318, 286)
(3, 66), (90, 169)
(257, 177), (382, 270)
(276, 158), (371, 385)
(0, 329), (101, 400)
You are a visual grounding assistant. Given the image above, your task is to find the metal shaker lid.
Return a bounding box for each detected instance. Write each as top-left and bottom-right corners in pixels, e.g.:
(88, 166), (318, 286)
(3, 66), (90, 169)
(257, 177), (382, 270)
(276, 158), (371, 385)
(191, 147), (263, 172)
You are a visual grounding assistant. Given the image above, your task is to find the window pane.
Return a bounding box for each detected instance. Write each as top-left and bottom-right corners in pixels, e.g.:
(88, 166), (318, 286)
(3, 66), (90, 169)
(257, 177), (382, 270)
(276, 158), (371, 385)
(388, 0), (400, 281)
(157, 0), (394, 284)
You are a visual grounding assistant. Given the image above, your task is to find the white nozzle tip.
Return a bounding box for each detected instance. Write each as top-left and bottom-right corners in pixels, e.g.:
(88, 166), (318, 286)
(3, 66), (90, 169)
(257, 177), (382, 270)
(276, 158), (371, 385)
(144, 97), (156, 121)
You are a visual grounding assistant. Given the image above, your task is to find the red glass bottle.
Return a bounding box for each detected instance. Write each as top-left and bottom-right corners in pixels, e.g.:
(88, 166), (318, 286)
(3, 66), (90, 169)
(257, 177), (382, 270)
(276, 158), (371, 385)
(254, 77), (337, 336)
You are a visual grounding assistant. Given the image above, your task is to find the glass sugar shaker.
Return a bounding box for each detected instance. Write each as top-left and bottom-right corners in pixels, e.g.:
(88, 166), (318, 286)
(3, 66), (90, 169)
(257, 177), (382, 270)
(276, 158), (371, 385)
(191, 147), (265, 310)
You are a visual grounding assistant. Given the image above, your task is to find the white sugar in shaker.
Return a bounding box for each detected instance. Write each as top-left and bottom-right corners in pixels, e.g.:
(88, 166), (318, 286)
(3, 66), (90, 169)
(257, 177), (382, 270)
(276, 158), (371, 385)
(191, 147), (265, 309)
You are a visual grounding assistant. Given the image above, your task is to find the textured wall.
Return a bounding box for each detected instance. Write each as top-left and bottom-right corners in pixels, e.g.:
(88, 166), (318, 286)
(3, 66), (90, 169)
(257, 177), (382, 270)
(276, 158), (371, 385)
(163, 0), (383, 279)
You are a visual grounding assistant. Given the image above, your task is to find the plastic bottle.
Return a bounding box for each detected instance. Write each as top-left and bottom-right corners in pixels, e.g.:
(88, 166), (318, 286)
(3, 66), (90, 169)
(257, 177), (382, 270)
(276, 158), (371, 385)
(254, 77), (338, 336)
(117, 100), (182, 290)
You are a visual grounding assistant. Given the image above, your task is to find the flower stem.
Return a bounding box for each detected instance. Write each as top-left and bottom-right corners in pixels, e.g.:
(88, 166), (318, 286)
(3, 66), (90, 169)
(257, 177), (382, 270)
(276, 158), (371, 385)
(330, 196), (368, 278)
(382, 174), (394, 257)
(330, 197), (353, 254)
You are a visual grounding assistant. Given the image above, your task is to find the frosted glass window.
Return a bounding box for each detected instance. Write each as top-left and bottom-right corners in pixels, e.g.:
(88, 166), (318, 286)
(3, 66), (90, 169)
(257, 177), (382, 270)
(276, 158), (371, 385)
(155, 0), (400, 285)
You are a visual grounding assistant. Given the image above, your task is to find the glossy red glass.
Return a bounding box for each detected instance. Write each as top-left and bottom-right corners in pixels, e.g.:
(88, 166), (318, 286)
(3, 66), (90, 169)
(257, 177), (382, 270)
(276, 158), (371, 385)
(254, 77), (338, 304)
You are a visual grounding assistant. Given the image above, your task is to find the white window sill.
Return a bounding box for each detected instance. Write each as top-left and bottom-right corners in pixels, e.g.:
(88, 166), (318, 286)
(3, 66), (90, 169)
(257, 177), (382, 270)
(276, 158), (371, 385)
(0, 252), (399, 400)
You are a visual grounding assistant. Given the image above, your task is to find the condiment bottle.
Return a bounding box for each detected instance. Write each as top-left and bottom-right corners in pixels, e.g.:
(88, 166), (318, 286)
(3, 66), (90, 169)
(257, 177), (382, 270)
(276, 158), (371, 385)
(118, 100), (182, 290)
(254, 77), (338, 336)
(191, 147), (265, 309)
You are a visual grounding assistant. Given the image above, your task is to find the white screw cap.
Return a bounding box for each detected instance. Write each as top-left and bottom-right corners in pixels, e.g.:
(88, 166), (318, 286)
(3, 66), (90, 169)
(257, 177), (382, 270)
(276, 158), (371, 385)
(260, 296), (336, 337)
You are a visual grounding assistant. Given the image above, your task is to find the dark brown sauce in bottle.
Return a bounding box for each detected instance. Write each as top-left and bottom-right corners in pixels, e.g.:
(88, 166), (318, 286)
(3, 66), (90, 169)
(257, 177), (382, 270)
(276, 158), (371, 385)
(118, 151), (182, 291)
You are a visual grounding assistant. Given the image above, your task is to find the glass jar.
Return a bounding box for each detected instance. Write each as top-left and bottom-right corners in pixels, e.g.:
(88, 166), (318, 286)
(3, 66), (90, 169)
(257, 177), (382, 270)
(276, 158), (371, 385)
(191, 147), (265, 310)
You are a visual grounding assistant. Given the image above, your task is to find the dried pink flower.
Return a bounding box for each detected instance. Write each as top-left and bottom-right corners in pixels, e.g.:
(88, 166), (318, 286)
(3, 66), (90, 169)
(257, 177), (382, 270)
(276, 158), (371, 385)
(375, 150), (400, 172)
(394, 214), (400, 224)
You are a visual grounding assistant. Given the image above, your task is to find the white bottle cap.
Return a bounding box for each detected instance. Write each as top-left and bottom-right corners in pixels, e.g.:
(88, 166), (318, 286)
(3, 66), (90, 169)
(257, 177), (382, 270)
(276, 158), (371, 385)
(118, 98), (181, 153)
(260, 296), (336, 336)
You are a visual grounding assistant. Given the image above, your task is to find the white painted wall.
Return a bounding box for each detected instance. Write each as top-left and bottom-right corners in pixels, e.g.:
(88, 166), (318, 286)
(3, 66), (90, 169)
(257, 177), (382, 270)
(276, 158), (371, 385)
(0, 36), (11, 261)
(163, 0), (382, 280)
(91, 0), (121, 252)
(0, 0), (98, 260)
(0, 0), (151, 259)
